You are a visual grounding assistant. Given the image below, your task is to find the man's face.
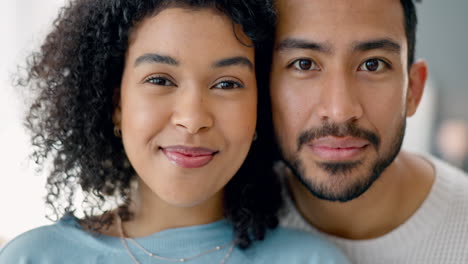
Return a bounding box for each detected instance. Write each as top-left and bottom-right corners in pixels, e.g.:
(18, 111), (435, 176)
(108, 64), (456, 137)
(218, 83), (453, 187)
(271, 0), (418, 202)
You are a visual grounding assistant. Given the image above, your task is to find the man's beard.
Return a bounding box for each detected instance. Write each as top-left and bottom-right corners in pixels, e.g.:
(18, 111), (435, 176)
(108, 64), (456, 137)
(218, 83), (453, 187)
(280, 119), (406, 202)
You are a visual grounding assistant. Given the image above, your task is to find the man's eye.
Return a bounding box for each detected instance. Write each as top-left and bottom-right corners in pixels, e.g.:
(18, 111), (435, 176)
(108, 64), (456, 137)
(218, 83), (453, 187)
(289, 59), (320, 71)
(213, 80), (244, 90)
(144, 76), (175, 86)
(358, 59), (389, 72)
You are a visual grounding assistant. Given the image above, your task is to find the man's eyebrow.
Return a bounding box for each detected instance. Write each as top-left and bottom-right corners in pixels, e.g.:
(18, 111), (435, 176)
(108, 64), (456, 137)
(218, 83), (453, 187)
(275, 38), (332, 54)
(352, 38), (401, 54)
(213, 56), (253, 71)
(134, 53), (179, 67)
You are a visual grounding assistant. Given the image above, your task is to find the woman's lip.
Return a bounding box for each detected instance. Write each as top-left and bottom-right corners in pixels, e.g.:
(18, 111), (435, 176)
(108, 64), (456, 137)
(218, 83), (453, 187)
(161, 146), (218, 169)
(161, 146), (218, 156)
(307, 137), (369, 161)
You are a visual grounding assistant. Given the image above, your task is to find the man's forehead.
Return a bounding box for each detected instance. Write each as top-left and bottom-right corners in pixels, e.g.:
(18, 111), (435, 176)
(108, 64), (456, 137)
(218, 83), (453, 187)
(276, 0), (401, 12)
(274, 0), (406, 48)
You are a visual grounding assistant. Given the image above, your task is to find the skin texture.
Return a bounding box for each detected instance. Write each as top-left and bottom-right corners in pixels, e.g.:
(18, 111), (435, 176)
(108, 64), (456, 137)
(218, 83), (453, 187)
(113, 8), (257, 237)
(271, 0), (433, 239)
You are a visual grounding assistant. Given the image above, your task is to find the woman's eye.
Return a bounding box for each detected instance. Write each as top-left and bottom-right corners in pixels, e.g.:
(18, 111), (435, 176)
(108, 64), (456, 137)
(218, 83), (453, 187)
(358, 59), (389, 72)
(290, 59), (319, 71)
(144, 76), (175, 86)
(213, 80), (244, 90)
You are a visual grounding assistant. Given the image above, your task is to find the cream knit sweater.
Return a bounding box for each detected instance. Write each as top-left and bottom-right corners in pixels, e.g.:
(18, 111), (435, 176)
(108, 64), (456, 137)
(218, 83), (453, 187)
(281, 156), (468, 264)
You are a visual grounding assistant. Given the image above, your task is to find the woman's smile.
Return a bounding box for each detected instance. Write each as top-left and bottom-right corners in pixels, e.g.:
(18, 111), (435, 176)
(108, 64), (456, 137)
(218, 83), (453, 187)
(161, 145), (219, 169)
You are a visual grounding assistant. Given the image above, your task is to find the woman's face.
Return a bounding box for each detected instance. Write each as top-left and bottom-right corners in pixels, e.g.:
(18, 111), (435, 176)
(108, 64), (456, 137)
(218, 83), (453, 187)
(115, 8), (257, 207)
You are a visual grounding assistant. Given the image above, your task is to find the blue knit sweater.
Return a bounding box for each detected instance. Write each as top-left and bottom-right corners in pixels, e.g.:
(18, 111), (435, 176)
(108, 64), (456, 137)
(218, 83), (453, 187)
(0, 214), (349, 264)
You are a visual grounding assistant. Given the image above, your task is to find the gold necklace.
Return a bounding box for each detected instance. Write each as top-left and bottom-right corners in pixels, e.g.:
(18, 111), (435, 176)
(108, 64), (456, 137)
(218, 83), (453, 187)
(116, 214), (235, 264)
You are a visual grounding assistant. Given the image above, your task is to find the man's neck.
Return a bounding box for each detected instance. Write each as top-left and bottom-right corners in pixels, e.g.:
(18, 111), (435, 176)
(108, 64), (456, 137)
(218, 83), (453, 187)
(287, 151), (435, 240)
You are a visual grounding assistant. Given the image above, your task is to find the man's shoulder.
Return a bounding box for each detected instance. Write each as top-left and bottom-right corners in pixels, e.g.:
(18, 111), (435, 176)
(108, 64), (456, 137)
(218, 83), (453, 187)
(247, 227), (350, 264)
(430, 155), (468, 193)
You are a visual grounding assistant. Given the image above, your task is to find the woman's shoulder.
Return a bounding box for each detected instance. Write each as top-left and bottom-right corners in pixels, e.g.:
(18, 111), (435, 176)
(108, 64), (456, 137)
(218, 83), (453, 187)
(0, 222), (65, 260)
(0, 214), (104, 262)
(246, 227), (350, 264)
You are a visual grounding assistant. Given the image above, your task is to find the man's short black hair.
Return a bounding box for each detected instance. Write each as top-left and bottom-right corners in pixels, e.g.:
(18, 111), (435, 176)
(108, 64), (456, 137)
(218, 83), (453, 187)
(402, 0), (421, 66)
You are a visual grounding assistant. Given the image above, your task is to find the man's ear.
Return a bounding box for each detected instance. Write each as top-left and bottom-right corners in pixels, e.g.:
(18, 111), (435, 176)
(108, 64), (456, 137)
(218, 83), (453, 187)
(406, 60), (428, 117)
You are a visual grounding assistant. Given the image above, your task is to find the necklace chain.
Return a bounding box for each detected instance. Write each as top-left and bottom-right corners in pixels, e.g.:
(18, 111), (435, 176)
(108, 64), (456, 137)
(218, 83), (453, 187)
(116, 214), (235, 264)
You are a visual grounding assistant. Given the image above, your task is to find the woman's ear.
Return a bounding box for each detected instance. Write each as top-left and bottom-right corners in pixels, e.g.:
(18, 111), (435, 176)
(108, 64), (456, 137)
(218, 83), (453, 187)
(112, 87), (122, 136)
(406, 60), (428, 117)
(113, 106), (122, 127)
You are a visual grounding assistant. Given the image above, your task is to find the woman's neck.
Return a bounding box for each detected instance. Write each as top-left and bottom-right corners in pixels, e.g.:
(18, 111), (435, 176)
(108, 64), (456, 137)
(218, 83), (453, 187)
(121, 182), (225, 238)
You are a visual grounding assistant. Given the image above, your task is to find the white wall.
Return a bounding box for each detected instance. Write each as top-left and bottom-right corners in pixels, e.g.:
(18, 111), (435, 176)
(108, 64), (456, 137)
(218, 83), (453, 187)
(0, 0), (66, 245)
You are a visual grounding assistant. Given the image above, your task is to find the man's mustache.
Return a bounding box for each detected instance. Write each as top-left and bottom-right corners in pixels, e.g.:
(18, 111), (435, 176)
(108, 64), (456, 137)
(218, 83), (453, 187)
(297, 122), (380, 152)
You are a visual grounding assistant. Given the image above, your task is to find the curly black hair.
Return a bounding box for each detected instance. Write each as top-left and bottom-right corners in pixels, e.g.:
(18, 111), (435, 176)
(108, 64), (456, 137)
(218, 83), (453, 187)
(20, 0), (280, 249)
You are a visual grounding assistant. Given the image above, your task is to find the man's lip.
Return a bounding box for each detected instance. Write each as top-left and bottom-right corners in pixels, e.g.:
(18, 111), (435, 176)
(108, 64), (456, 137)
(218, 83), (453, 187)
(309, 136), (369, 149)
(161, 146), (218, 169)
(307, 137), (369, 161)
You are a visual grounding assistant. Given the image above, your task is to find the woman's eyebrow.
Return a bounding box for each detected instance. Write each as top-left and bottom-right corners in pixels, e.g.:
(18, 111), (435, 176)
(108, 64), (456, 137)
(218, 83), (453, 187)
(134, 53), (179, 67)
(213, 56), (253, 71)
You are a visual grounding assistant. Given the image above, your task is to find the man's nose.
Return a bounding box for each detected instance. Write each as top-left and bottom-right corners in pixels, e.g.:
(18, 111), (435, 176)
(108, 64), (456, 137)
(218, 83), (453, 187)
(315, 72), (363, 124)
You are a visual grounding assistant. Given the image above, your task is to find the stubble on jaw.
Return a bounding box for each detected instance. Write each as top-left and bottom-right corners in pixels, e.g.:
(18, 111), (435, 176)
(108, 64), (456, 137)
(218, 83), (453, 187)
(280, 118), (406, 202)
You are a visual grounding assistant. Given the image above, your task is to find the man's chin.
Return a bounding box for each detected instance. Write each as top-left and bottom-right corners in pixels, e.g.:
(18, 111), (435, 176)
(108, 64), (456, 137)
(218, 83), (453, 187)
(316, 160), (363, 175)
(297, 163), (378, 202)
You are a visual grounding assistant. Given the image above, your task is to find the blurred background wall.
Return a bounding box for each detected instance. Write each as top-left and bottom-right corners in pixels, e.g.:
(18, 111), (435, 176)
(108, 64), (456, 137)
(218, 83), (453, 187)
(413, 0), (468, 170)
(1, 0), (467, 247)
